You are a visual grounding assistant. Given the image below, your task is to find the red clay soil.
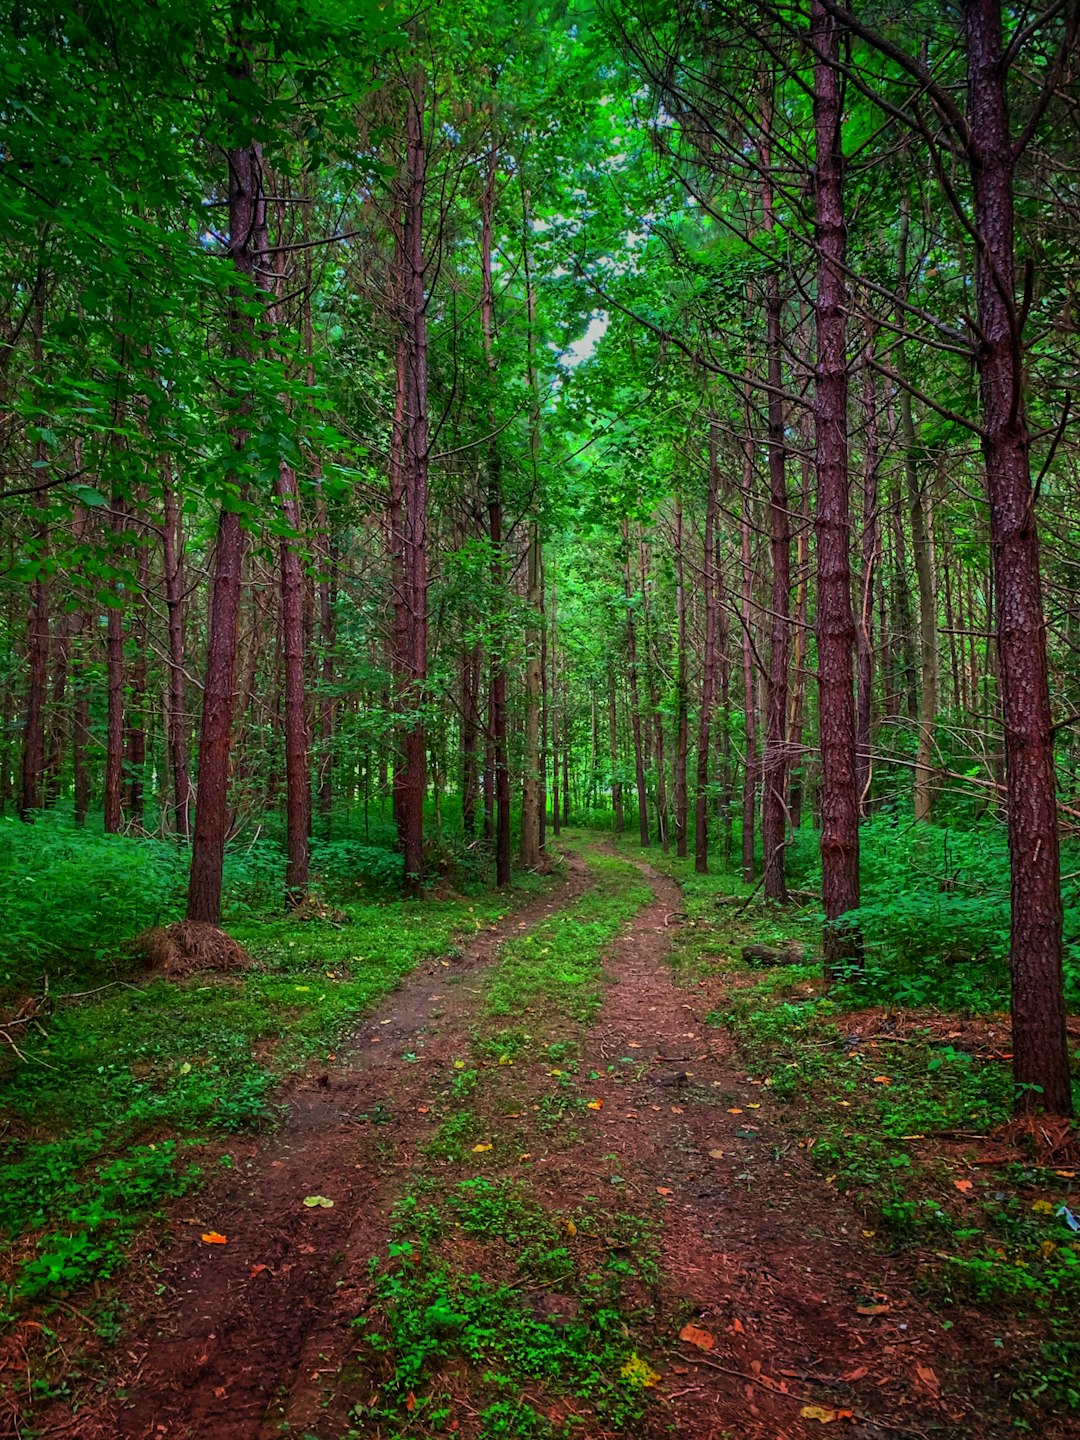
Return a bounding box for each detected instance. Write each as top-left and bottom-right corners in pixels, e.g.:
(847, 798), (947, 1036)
(33, 859), (590, 1440)
(541, 854), (1071, 1440)
(26, 850), (1079, 1440)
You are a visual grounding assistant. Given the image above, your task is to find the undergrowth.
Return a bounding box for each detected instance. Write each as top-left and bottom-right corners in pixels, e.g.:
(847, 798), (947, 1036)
(0, 872), (547, 1308)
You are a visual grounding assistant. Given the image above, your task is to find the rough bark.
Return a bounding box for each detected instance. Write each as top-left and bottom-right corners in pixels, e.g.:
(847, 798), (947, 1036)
(623, 520), (649, 846)
(673, 493), (689, 857)
(695, 420), (720, 873)
(162, 468), (190, 839)
(400, 67), (430, 897)
(762, 251), (791, 902)
(811, 0), (861, 970)
(964, 0), (1070, 1114)
(187, 119), (267, 924)
(855, 323), (880, 818)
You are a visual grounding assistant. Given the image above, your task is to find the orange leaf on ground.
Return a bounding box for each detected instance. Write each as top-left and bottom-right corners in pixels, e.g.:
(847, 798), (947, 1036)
(730, 1317), (746, 1335)
(727, 1107), (743, 1114)
(656, 1187), (673, 1196)
(954, 1179), (974, 1193)
(800, 1405), (853, 1423)
(406, 1391), (416, 1412)
(249, 1264), (268, 1277)
(856, 1303), (890, 1316)
(586, 1099), (603, 1110)
(201, 1232), (227, 1245)
(915, 1364), (940, 1396)
(872, 1076), (891, 1085)
(679, 1323), (716, 1351)
(842, 1365), (868, 1382)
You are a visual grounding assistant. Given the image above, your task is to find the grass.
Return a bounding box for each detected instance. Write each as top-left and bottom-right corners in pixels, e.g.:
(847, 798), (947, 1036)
(650, 843), (1080, 1418)
(0, 875), (548, 1309)
(339, 839), (665, 1438)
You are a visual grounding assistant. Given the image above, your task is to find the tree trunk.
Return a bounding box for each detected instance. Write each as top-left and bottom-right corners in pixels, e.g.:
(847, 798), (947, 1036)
(104, 496), (125, 835)
(964, 0), (1070, 1114)
(623, 521), (649, 845)
(162, 469), (190, 839)
(609, 671), (623, 836)
(740, 472), (757, 884)
(695, 419), (720, 873)
(855, 322), (879, 818)
(277, 458), (311, 902)
(673, 494), (689, 857)
(187, 118), (267, 925)
(126, 506), (149, 831)
(761, 241), (791, 901)
(398, 70), (430, 897)
(897, 196), (939, 822)
(812, 0), (861, 970)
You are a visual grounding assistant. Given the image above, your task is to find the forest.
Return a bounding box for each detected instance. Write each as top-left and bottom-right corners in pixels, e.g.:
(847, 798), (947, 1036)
(1, 0), (1079, 1435)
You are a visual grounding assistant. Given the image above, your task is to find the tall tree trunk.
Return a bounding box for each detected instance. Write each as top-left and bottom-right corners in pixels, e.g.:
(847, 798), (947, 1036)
(187, 117), (266, 925)
(788, 445), (811, 831)
(104, 495), (125, 835)
(673, 494), (689, 856)
(72, 612), (90, 826)
(20, 308), (49, 821)
(761, 239), (791, 902)
(898, 200), (939, 823)
(398, 69), (430, 897)
(489, 480), (511, 885)
(740, 470), (757, 884)
(277, 458), (311, 902)
(855, 322), (880, 818)
(812, 0), (861, 969)
(609, 669), (623, 835)
(964, 0), (1070, 1114)
(317, 500), (336, 822)
(162, 469), (190, 840)
(126, 506), (149, 831)
(521, 522), (543, 866)
(695, 419), (720, 873)
(623, 520), (649, 845)
(461, 646), (480, 836)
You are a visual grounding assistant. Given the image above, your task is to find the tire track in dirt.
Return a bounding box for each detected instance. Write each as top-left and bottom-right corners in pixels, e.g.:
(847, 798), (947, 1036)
(541, 849), (1028, 1440)
(62, 857), (590, 1440)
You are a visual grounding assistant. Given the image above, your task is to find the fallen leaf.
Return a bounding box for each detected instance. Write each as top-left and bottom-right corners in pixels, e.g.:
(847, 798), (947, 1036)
(679, 1323), (715, 1351)
(628, 1042), (642, 1048)
(727, 1107), (743, 1114)
(872, 1076), (891, 1086)
(730, 1317), (745, 1335)
(249, 1263), (268, 1277)
(565, 1219), (577, 1236)
(201, 1232), (227, 1245)
(800, 1404), (842, 1422)
(709, 1149), (725, 1159)
(303, 1195), (334, 1208)
(670, 1105), (684, 1114)
(453, 1059), (465, 1069)
(954, 1179), (974, 1193)
(179, 1061), (192, 1075)
(842, 1365), (868, 1382)
(857, 1304), (890, 1316)
(586, 1099), (603, 1110)
(518, 1152), (532, 1162)
(472, 1143), (492, 1153)
(656, 1186), (673, 1196)
(747, 1103), (761, 1109)
(406, 1391), (416, 1412)
(417, 1106), (429, 1114)
(1032, 1199), (1055, 1214)
(620, 1353), (661, 1388)
(915, 1364), (939, 1396)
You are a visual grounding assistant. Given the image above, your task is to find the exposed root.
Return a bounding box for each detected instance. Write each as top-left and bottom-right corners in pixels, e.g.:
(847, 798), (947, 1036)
(134, 921), (253, 980)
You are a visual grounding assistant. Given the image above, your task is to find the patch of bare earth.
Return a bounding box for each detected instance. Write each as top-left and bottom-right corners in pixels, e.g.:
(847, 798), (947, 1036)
(540, 851), (1077, 1440)
(29, 857), (589, 1440)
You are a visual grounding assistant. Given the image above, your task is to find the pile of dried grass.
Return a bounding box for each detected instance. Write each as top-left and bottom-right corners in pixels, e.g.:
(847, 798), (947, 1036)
(134, 920), (253, 980)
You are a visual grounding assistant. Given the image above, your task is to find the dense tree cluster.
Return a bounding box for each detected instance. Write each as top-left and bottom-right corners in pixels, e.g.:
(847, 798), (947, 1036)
(2, 0), (1078, 1114)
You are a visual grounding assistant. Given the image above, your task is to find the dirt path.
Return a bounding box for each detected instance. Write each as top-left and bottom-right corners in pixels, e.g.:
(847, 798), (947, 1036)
(547, 851), (1010, 1440)
(56, 857), (589, 1440)
(47, 844), (1058, 1440)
